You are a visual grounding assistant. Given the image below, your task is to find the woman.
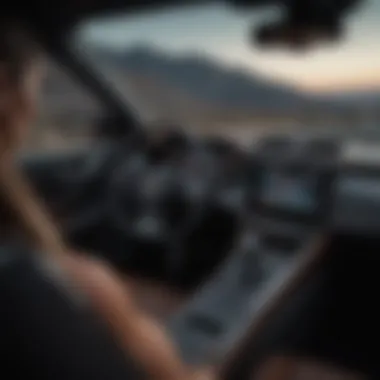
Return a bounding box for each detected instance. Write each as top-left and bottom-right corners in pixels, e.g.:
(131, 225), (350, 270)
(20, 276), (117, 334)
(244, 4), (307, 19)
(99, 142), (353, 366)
(0, 20), (203, 380)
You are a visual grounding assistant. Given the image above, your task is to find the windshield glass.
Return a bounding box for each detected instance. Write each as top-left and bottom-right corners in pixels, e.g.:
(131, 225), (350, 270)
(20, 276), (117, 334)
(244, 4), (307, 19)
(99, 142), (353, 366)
(72, 0), (380, 144)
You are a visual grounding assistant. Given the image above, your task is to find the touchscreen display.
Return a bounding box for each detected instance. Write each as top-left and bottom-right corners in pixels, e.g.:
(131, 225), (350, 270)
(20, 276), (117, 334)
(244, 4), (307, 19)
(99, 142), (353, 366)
(261, 170), (318, 213)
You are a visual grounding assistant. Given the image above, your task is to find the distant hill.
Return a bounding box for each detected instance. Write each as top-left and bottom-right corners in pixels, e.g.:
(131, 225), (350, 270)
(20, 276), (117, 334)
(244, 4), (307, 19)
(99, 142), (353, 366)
(91, 46), (312, 111)
(39, 46), (366, 129)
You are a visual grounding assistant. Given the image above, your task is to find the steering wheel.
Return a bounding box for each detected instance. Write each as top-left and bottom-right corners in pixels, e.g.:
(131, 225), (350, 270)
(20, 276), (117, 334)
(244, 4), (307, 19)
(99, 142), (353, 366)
(107, 157), (181, 273)
(108, 157), (172, 233)
(107, 146), (223, 280)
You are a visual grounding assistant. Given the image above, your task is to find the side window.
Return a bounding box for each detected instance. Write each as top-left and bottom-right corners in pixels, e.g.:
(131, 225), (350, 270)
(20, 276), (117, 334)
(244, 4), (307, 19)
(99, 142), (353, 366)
(24, 60), (103, 153)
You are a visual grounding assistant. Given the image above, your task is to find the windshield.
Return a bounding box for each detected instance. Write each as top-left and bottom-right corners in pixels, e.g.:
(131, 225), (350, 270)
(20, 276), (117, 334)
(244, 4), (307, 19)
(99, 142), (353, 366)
(72, 0), (380, 144)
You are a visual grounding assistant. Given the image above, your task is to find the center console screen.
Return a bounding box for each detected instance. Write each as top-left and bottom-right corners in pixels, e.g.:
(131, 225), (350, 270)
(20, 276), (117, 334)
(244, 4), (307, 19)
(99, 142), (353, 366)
(261, 169), (319, 214)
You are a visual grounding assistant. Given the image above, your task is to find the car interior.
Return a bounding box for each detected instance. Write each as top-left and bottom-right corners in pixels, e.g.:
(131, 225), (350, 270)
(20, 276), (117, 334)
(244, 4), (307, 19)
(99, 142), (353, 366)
(3, 0), (380, 379)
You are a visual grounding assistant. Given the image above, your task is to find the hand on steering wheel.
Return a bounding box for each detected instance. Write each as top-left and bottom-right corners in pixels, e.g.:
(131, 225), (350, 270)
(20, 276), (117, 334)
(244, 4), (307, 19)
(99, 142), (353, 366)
(61, 254), (212, 380)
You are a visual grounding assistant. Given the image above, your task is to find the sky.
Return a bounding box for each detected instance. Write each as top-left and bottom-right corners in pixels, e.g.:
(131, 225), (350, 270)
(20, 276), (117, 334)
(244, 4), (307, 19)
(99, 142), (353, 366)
(77, 0), (380, 93)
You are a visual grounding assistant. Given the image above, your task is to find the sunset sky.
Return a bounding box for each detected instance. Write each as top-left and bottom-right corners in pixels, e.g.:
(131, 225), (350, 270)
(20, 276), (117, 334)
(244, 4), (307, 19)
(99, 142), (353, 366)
(80, 0), (380, 93)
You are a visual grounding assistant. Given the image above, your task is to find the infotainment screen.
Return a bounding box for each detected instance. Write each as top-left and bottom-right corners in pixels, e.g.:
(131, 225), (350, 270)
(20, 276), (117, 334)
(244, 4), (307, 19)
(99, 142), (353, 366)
(261, 170), (318, 213)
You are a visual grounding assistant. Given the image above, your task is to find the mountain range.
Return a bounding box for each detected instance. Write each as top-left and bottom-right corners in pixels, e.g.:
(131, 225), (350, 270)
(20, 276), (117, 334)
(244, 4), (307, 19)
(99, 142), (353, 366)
(92, 46), (310, 111)
(41, 46), (379, 127)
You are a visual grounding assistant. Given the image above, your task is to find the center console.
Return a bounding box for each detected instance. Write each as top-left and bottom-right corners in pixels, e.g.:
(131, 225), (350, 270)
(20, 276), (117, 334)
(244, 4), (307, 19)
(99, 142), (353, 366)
(168, 137), (334, 368)
(167, 224), (323, 367)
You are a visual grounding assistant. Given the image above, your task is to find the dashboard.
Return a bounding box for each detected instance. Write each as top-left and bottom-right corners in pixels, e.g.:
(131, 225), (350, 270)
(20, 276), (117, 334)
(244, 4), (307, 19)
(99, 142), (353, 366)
(19, 134), (380, 288)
